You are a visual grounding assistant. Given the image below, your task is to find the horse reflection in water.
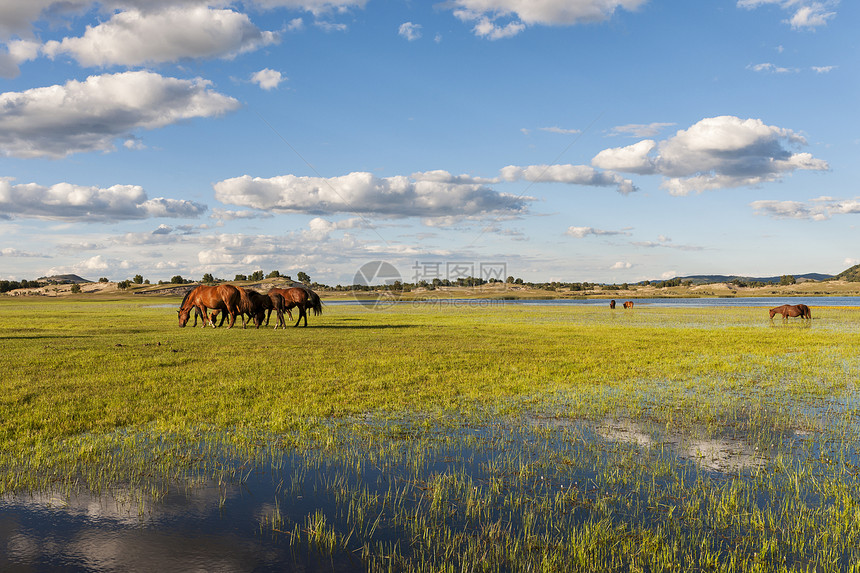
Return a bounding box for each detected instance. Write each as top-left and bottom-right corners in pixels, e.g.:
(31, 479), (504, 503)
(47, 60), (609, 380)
(769, 304), (812, 321)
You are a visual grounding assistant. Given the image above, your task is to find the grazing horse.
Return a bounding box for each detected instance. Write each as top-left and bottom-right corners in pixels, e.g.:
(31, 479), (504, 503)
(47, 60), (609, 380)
(266, 286), (322, 327)
(623, 301), (634, 309)
(769, 304), (812, 321)
(178, 284), (245, 328)
(609, 300), (616, 309)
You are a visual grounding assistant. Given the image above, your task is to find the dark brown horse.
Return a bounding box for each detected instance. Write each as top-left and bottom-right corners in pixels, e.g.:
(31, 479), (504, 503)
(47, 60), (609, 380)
(206, 288), (282, 329)
(623, 300), (634, 309)
(266, 286), (322, 327)
(177, 284), (247, 328)
(769, 304), (812, 320)
(609, 299), (616, 309)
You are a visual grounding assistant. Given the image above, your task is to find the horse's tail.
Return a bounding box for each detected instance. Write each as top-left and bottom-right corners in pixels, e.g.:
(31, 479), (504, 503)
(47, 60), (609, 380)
(237, 286), (253, 313)
(308, 290), (323, 316)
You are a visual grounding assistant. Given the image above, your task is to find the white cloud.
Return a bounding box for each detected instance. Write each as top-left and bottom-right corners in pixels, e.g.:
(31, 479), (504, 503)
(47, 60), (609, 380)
(0, 71), (240, 158)
(452, 0), (647, 26)
(565, 226), (630, 238)
(611, 261), (632, 270)
(592, 116), (829, 195)
(0, 1), (368, 39)
(501, 164), (637, 194)
(608, 123), (675, 138)
(592, 139), (657, 175)
(398, 22), (422, 41)
(539, 126), (581, 135)
(42, 6), (278, 67)
(0, 179), (206, 222)
(812, 65), (836, 73)
(747, 62), (798, 73)
(213, 170), (531, 219)
(449, 0), (645, 38)
(737, 0), (838, 29)
(750, 196), (860, 220)
(251, 68), (285, 90)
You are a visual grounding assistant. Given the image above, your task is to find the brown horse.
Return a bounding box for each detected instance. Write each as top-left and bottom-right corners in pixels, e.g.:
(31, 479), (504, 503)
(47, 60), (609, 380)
(623, 300), (634, 309)
(266, 286), (322, 327)
(769, 304), (812, 320)
(206, 288), (281, 329)
(609, 299), (616, 309)
(177, 284), (247, 328)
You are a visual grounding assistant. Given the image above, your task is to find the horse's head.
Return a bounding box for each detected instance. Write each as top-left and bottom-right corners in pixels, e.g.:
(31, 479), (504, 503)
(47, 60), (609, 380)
(768, 309), (776, 319)
(178, 308), (189, 327)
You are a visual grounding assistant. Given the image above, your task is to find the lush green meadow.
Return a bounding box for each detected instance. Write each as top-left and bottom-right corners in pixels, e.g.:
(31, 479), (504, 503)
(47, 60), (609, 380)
(2, 297), (860, 570)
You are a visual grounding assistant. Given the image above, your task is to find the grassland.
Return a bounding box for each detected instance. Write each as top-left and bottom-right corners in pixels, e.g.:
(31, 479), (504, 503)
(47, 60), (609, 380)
(2, 297), (859, 570)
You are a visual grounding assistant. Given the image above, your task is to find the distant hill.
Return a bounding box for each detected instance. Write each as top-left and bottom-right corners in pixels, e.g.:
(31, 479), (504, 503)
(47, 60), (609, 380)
(834, 264), (860, 282)
(37, 274), (92, 284)
(658, 273), (834, 285)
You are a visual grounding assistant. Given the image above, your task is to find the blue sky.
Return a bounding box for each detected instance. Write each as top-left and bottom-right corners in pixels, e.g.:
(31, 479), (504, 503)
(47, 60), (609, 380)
(0, 0), (856, 285)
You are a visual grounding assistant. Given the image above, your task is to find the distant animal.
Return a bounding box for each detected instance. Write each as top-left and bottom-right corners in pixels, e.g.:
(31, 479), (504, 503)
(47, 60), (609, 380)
(266, 286), (323, 327)
(769, 304), (812, 321)
(623, 301), (634, 309)
(609, 300), (616, 309)
(177, 284), (247, 328)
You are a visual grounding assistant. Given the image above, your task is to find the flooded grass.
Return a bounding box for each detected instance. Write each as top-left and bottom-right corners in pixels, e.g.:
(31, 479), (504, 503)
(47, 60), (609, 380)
(2, 298), (860, 570)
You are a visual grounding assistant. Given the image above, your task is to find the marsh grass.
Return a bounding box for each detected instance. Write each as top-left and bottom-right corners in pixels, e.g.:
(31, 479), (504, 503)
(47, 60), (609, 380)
(2, 298), (860, 570)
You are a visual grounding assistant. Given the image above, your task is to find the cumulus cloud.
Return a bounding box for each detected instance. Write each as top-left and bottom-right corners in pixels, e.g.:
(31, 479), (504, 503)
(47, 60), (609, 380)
(0, 179), (207, 222)
(611, 261), (632, 270)
(251, 68), (285, 90)
(47, 254), (131, 277)
(0, 1), (368, 38)
(565, 226), (631, 238)
(213, 170), (530, 219)
(0, 71), (240, 158)
(737, 0), (838, 29)
(500, 164), (637, 194)
(449, 0), (645, 38)
(0, 39), (40, 78)
(42, 6), (278, 67)
(398, 22), (422, 41)
(592, 116), (829, 195)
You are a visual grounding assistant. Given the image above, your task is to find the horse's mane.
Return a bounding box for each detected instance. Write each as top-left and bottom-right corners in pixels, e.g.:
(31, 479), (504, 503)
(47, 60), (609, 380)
(179, 286), (196, 308)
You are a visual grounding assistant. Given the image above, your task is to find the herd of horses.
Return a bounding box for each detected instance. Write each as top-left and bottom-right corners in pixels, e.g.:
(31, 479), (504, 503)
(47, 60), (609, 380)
(178, 288), (813, 328)
(177, 284), (322, 329)
(610, 299), (812, 321)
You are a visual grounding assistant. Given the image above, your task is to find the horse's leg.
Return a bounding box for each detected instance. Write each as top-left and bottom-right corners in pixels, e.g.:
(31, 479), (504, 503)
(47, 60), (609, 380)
(294, 305), (304, 327)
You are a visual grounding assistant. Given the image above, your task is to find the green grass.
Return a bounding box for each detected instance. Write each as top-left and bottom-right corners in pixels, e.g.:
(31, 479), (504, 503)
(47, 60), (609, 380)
(2, 298), (860, 570)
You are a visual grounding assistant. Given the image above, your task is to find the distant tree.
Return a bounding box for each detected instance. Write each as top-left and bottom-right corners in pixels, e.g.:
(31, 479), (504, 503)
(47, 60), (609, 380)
(70, 284), (82, 294)
(780, 275), (796, 286)
(249, 270), (264, 281)
(266, 270), (281, 278)
(98, 277), (109, 283)
(506, 276), (515, 284)
(234, 274), (248, 281)
(117, 280), (131, 290)
(133, 274), (144, 284)
(297, 271), (311, 284)
(202, 273), (215, 284)
(170, 275), (185, 284)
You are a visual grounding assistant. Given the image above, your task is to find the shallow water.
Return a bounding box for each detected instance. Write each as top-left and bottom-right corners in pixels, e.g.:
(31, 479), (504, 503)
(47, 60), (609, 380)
(3, 409), (859, 571)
